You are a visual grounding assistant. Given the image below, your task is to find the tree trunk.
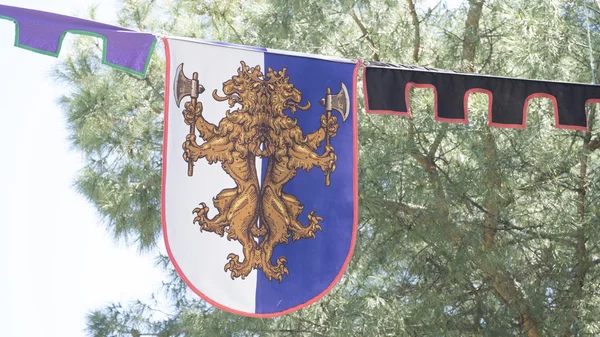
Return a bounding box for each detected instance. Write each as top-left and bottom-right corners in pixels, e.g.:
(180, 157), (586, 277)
(463, 1), (542, 336)
(563, 108), (595, 336)
(462, 0), (485, 72)
(406, 0), (421, 63)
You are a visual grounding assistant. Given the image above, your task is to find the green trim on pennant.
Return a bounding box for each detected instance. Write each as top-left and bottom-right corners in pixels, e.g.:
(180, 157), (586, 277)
(0, 14), (156, 78)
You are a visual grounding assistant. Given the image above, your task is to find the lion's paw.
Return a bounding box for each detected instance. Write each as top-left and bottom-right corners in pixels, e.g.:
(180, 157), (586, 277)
(319, 145), (337, 173)
(320, 113), (339, 138)
(224, 253), (253, 280)
(263, 256), (289, 282)
(182, 135), (201, 163)
(192, 202), (209, 228)
(182, 101), (203, 125)
(291, 210), (323, 241)
(193, 203), (226, 236)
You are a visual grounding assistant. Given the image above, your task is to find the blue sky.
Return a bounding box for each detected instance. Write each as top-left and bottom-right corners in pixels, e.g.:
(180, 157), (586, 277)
(0, 1), (165, 336)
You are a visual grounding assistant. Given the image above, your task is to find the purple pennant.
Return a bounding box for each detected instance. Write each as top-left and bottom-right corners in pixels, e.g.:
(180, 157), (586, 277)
(0, 4), (156, 77)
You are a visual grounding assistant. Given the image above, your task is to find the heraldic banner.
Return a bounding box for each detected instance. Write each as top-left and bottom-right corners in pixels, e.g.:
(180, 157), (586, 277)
(363, 62), (600, 130)
(162, 37), (358, 317)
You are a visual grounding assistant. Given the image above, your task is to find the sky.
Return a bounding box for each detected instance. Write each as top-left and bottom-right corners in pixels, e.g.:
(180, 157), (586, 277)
(0, 1), (166, 336)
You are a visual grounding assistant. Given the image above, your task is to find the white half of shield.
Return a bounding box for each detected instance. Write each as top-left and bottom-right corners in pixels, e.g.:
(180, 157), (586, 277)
(163, 39), (265, 313)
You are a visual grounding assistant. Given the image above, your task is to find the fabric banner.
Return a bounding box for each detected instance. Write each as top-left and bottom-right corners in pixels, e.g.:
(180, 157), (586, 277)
(0, 4), (156, 77)
(363, 62), (600, 130)
(162, 37), (358, 317)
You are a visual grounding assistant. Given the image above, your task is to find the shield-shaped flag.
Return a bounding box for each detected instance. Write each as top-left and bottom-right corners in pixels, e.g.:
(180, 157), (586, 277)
(162, 37), (358, 317)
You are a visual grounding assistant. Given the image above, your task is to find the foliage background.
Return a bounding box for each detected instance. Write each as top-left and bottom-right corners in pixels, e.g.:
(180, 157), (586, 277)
(56, 0), (600, 336)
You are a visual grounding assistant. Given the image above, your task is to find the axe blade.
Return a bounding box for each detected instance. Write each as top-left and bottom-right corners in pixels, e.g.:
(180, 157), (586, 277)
(174, 63), (193, 108)
(331, 82), (350, 122)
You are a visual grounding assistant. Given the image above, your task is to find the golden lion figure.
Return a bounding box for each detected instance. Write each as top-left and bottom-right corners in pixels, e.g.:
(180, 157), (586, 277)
(181, 61), (339, 282)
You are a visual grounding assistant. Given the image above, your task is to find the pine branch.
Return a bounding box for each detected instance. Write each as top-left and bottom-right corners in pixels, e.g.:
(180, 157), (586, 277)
(407, 121), (450, 219)
(222, 13), (245, 44)
(428, 124), (448, 159)
(381, 199), (427, 216)
(586, 136), (600, 151)
(349, 9), (380, 61)
(478, 18), (495, 73)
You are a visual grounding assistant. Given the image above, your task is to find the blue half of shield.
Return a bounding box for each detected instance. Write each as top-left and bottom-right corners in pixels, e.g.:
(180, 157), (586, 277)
(255, 53), (357, 315)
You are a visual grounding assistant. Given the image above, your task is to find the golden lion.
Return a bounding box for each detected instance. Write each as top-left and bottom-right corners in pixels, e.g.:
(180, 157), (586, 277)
(181, 61), (339, 282)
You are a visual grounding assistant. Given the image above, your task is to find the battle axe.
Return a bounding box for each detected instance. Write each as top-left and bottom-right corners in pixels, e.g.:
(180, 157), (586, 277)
(174, 63), (205, 176)
(319, 83), (350, 186)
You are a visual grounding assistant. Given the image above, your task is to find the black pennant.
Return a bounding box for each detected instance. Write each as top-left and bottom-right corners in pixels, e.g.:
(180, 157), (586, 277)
(363, 62), (600, 130)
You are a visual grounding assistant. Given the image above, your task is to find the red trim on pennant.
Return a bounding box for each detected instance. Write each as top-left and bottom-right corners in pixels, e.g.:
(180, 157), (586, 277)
(472, 88), (524, 129)
(576, 98), (600, 131)
(523, 93), (557, 130)
(404, 82), (432, 120)
(463, 89), (489, 126)
(161, 40), (359, 318)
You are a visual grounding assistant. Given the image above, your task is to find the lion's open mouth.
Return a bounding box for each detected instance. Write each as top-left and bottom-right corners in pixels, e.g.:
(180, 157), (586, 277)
(230, 93), (241, 105)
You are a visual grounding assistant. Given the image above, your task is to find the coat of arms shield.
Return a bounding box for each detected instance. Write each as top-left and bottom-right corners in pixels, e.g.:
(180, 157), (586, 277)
(162, 37), (358, 317)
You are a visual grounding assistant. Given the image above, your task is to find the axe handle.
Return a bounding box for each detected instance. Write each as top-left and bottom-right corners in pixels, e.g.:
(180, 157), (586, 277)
(325, 109), (332, 186)
(324, 87), (333, 186)
(187, 97), (197, 177)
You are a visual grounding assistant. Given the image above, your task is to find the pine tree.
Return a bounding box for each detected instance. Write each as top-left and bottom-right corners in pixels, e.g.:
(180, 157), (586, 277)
(53, 0), (600, 335)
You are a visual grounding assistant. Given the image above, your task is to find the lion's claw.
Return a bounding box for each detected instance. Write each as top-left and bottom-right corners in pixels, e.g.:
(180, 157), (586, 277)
(291, 210), (323, 241)
(318, 145), (337, 173)
(262, 256), (289, 282)
(182, 136), (200, 163)
(182, 101), (203, 125)
(192, 202), (209, 229)
(224, 253), (253, 280)
(193, 203), (226, 236)
(320, 114), (339, 138)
